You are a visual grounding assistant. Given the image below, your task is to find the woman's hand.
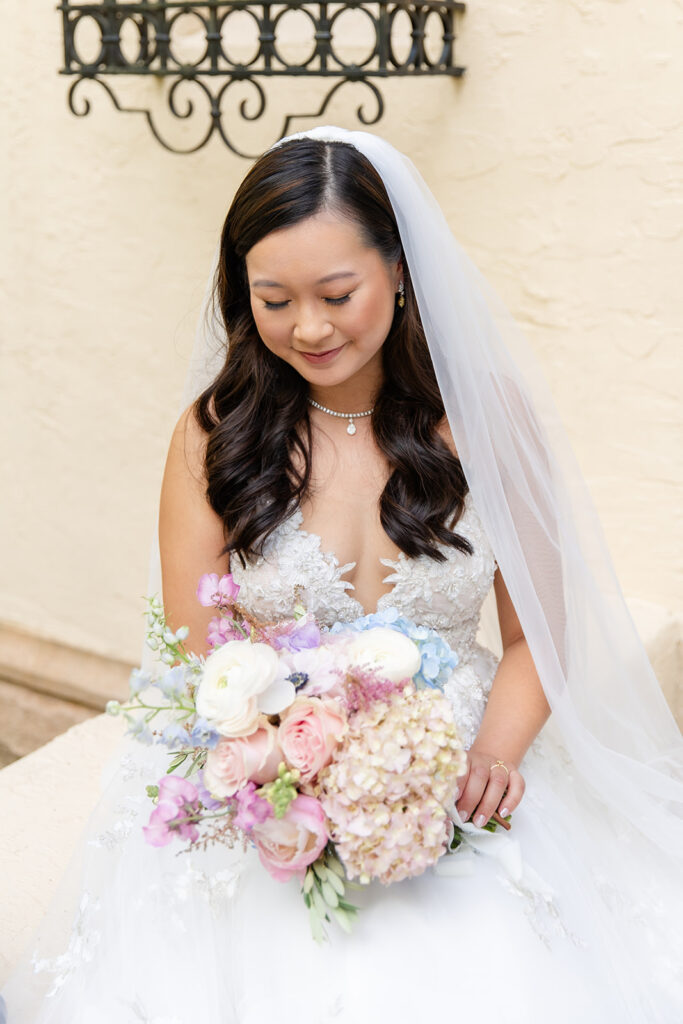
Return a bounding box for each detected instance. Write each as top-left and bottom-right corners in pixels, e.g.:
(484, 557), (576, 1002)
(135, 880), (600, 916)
(455, 748), (525, 829)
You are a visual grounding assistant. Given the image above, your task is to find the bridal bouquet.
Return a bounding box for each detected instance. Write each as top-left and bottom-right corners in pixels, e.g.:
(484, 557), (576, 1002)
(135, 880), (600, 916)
(109, 574), (468, 939)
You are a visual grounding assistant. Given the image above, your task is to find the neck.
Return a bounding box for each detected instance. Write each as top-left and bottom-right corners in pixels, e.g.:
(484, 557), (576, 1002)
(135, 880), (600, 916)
(308, 387), (375, 412)
(307, 362), (382, 413)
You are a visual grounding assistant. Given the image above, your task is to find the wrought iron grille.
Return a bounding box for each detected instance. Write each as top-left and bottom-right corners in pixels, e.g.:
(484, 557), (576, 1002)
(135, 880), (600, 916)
(58, 1), (466, 156)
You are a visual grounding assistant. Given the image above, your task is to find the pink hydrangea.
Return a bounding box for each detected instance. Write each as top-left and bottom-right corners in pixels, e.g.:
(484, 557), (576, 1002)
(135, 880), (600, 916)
(318, 685), (466, 885)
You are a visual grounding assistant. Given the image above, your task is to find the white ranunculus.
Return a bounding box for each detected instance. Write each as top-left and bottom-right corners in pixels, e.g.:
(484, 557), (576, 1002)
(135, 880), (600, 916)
(195, 640), (295, 737)
(344, 627), (421, 683)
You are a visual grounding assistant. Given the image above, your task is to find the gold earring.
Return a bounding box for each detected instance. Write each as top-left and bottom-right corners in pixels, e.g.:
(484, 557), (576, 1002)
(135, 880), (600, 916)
(397, 280), (405, 308)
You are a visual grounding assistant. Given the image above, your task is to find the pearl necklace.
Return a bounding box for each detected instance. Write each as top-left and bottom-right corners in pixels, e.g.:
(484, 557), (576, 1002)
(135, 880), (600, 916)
(307, 397), (374, 435)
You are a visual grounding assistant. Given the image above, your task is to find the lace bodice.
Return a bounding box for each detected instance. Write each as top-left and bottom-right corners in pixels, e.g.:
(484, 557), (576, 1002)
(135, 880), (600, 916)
(231, 490), (500, 748)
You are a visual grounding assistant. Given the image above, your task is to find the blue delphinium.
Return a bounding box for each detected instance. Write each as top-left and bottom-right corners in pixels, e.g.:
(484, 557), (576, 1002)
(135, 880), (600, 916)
(160, 721), (190, 748)
(128, 667), (152, 698)
(157, 665), (187, 700)
(330, 606), (458, 690)
(189, 717), (220, 750)
(126, 716), (154, 745)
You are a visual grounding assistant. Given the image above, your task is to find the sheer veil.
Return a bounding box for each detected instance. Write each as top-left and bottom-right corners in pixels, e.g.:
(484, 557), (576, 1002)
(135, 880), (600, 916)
(3, 125), (682, 1019)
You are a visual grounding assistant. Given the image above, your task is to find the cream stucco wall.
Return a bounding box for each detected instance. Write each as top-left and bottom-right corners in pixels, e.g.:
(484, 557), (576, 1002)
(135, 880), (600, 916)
(1, 1), (681, 668)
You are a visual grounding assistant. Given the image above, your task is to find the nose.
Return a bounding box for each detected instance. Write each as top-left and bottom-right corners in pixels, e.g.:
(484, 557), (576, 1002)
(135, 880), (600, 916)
(292, 303), (335, 348)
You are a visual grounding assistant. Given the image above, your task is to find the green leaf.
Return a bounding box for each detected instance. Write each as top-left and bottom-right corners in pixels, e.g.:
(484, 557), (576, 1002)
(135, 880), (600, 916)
(312, 859), (328, 882)
(331, 906), (353, 934)
(303, 868), (315, 896)
(308, 904), (326, 944)
(311, 886), (328, 918)
(166, 752), (188, 774)
(326, 853), (346, 878)
(320, 880), (339, 908)
(325, 870), (345, 896)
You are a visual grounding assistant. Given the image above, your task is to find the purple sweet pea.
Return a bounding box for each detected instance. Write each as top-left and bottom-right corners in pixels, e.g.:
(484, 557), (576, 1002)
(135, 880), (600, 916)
(196, 573), (240, 608)
(143, 775), (202, 847)
(266, 617), (321, 652)
(196, 770), (230, 811)
(233, 782), (274, 832)
(207, 614), (248, 650)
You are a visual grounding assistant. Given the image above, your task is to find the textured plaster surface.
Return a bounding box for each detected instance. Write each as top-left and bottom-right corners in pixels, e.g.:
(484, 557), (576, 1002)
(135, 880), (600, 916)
(0, 1), (681, 667)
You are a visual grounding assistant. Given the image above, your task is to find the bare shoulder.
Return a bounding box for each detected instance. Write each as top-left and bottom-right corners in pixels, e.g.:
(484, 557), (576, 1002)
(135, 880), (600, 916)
(160, 400), (218, 535)
(164, 401), (213, 488)
(159, 400), (228, 653)
(435, 415), (459, 459)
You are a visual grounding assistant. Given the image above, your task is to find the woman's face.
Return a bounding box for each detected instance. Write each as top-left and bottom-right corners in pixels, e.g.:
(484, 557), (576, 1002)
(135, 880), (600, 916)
(245, 210), (401, 395)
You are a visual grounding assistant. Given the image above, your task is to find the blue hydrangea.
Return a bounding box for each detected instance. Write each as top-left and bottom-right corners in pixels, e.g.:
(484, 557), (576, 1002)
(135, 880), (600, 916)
(330, 606), (458, 690)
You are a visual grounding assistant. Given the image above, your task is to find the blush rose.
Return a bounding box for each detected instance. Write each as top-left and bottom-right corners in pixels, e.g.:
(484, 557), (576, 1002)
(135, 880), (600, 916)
(203, 718), (282, 798)
(251, 794), (328, 882)
(278, 696), (347, 783)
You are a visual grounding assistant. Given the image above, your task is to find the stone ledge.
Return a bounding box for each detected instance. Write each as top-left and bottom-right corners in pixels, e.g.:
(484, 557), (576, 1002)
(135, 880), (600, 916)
(0, 714), (125, 986)
(0, 621), (133, 710)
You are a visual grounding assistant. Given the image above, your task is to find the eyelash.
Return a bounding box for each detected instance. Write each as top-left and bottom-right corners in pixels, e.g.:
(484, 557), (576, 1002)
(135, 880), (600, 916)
(263, 294), (352, 310)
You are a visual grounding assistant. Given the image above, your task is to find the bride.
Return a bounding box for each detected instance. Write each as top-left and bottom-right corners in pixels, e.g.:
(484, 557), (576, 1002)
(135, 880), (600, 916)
(2, 126), (683, 1022)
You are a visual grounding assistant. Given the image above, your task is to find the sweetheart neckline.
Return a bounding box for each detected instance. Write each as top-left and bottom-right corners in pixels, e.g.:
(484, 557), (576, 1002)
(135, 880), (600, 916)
(280, 491), (477, 619)
(283, 504), (402, 618)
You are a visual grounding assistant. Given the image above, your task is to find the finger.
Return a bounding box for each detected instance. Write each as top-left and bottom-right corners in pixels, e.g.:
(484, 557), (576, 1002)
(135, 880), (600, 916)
(471, 773), (509, 829)
(457, 759), (490, 822)
(453, 757), (471, 802)
(498, 771), (525, 818)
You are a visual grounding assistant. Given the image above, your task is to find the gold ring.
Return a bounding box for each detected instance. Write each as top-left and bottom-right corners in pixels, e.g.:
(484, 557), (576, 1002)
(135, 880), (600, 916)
(489, 759), (510, 780)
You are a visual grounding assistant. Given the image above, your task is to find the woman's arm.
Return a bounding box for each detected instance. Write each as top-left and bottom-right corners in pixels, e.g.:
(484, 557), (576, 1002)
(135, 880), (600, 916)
(158, 404), (229, 659)
(456, 567), (550, 827)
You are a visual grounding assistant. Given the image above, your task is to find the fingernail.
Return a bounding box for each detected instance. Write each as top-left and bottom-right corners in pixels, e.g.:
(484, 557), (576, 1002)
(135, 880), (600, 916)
(460, 807), (469, 821)
(453, 786), (460, 800)
(474, 814), (486, 828)
(500, 807), (510, 818)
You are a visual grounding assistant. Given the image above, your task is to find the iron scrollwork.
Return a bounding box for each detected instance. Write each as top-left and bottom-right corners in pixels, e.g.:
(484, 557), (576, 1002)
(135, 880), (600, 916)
(58, 1), (466, 156)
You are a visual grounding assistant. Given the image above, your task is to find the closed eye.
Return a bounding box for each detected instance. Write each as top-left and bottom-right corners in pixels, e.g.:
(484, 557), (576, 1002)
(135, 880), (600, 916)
(263, 293), (352, 310)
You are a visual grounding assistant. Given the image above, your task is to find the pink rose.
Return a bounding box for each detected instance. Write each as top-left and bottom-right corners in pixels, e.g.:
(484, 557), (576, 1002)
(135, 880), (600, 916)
(252, 794), (328, 882)
(278, 696), (347, 782)
(203, 718), (282, 799)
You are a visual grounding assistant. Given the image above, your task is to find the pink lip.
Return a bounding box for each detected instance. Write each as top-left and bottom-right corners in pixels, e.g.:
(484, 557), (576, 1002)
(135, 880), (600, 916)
(299, 344), (345, 364)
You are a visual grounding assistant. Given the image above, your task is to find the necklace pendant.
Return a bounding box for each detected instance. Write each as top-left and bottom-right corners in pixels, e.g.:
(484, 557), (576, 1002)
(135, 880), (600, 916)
(347, 421), (357, 435)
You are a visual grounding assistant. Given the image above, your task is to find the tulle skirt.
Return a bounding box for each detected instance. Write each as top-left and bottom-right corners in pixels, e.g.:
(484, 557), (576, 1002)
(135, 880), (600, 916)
(3, 725), (682, 1024)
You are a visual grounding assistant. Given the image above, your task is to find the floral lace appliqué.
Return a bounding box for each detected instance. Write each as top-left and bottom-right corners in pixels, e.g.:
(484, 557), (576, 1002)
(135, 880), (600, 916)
(32, 892), (102, 997)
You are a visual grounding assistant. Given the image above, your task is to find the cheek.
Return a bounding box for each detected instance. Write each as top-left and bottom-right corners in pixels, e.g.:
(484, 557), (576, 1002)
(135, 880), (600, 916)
(251, 306), (289, 354)
(351, 284), (395, 345)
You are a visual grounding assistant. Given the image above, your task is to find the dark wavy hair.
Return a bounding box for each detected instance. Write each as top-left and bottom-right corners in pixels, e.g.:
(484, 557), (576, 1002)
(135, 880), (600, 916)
(194, 138), (473, 567)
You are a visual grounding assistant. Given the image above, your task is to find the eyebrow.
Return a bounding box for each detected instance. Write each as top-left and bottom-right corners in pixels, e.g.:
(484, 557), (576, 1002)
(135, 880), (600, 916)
(250, 271), (359, 289)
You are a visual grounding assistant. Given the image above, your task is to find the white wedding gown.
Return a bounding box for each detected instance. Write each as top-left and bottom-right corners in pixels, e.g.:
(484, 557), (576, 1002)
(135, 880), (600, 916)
(2, 491), (682, 1022)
